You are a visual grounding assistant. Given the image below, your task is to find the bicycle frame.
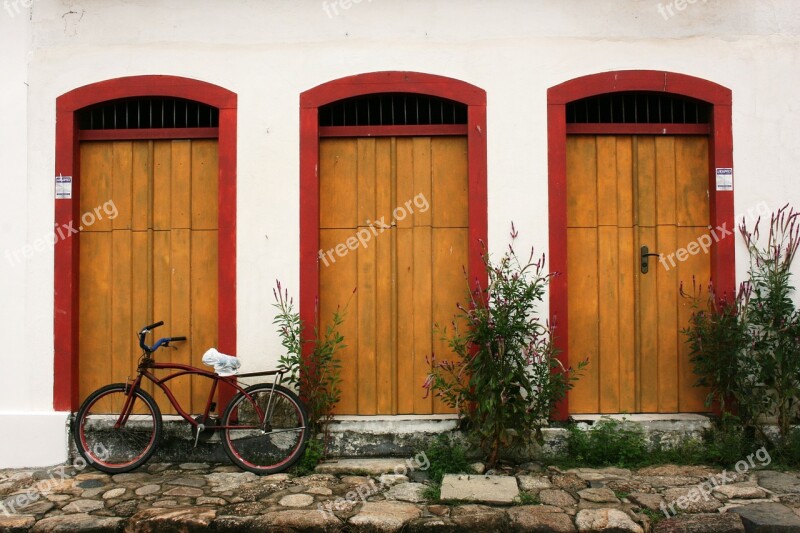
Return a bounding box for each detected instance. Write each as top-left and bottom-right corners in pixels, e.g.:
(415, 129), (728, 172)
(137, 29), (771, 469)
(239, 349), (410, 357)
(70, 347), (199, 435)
(116, 360), (285, 432)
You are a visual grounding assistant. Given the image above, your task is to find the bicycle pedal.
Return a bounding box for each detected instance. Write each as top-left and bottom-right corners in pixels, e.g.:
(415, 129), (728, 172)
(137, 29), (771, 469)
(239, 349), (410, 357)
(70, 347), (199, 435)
(194, 424), (205, 448)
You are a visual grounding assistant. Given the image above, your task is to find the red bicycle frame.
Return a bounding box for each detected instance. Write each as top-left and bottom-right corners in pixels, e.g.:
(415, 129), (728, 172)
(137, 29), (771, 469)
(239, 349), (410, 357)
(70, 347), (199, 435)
(118, 360), (285, 432)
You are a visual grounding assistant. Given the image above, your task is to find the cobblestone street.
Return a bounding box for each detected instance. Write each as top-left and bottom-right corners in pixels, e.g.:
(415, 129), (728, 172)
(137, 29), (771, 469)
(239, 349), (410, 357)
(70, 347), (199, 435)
(2, 458), (800, 531)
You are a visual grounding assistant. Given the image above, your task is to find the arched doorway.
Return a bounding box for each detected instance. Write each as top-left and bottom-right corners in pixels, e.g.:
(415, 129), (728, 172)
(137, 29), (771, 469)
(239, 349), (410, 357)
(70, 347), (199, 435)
(53, 76), (237, 412)
(300, 72), (487, 415)
(547, 71), (734, 417)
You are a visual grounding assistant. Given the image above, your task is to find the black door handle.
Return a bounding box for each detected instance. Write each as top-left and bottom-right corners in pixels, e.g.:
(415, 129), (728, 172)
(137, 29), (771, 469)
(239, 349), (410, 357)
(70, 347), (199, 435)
(641, 245), (661, 274)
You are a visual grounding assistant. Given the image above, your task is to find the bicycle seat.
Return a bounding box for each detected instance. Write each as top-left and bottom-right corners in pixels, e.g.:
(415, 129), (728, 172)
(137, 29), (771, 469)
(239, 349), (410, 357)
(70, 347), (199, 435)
(202, 348), (241, 376)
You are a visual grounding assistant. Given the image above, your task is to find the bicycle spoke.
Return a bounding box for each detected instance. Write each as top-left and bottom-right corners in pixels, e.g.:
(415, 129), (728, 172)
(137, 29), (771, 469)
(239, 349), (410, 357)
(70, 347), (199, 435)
(222, 384), (308, 474)
(74, 385), (160, 473)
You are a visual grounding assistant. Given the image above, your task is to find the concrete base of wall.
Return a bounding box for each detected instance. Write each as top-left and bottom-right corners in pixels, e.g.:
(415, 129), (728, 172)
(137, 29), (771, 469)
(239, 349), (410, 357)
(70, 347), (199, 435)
(0, 412), (70, 468)
(48, 412), (715, 468)
(325, 413), (714, 461)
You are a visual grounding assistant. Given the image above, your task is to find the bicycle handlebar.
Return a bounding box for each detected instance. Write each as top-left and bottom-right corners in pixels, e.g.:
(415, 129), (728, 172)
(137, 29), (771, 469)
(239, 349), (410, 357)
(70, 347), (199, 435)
(138, 322), (185, 354)
(140, 321), (164, 333)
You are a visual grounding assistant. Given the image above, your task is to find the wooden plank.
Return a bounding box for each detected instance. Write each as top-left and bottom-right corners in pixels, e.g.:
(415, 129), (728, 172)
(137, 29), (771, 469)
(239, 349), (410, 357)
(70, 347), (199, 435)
(131, 230), (152, 396)
(131, 141), (152, 231)
(596, 137), (618, 227)
(111, 141), (133, 230)
(356, 224), (378, 415)
(151, 229), (173, 413)
(319, 139), (358, 229)
(432, 227), (467, 414)
(636, 137), (657, 228)
(170, 141), (192, 230)
(655, 137), (677, 226)
(110, 230), (133, 382)
(395, 228), (415, 413)
(412, 226), (433, 414)
(637, 226), (659, 412)
(78, 232), (111, 403)
(319, 229), (358, 414)
(153, 141), (172, 231)
(375, 223), (395, 414)
(191, 230), (218, 413)
(676, 137), (710, 227)
(412, 138), (432, 227)
(191, 140), (219, 230)
(566, 227), (599, 413)
(677, 226), (712, 412)
(566, 136), (597, 228)
(79, 143), (112, 232)
(598, 226), (620, 413)
(357, 138), (377, 227)
(656, 224), (679, 412)
(395, 139), (414, 230)
(432, 137), (468, 228)
(616, 136), (634, 228)
(170, 228), (192, 411)
(375, 137), (395, 414)
(375, 138), (394, 226)
(618, 226), (637, 412)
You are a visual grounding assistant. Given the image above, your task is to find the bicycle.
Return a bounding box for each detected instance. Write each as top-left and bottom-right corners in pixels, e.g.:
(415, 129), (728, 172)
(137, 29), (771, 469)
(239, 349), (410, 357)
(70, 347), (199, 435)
(72, 321), (309, 475)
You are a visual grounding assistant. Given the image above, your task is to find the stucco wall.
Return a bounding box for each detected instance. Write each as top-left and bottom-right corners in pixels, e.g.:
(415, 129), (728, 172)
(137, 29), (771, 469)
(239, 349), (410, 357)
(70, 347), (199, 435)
(1, 0), (799, 466)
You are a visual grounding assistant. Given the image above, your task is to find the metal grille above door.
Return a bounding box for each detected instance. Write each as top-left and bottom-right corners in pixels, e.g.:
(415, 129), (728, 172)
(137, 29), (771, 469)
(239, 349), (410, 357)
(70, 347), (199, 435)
(319, 93), (468, 127)
(567, 92), (710, 124)
(78, 97), (219, 130)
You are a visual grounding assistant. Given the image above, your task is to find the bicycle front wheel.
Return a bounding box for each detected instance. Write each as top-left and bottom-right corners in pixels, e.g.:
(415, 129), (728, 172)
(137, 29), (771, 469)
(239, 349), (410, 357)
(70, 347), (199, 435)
(73, 383), (162, 473)
(221, 383), (309, 474)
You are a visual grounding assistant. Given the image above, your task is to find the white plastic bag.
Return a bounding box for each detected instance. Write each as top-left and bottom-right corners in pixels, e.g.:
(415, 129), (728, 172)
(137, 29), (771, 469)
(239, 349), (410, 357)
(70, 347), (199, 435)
(202, 348), (241, 376)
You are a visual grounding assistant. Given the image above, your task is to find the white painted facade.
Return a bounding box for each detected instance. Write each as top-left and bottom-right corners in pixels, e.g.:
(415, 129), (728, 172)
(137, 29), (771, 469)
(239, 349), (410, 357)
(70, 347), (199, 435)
(0, 0), (799, 467)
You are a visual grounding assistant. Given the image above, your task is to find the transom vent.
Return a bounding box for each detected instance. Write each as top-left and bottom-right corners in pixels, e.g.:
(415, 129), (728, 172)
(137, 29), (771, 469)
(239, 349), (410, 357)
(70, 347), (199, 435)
(319, 93), (468, 127)
(78, 97), (219, 130)
(567, 92), (710, 124)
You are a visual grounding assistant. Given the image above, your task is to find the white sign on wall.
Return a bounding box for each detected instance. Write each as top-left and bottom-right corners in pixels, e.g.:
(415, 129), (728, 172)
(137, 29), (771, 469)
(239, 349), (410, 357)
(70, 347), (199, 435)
(715, 168), (733, 191)
(55, 175), (72, 199)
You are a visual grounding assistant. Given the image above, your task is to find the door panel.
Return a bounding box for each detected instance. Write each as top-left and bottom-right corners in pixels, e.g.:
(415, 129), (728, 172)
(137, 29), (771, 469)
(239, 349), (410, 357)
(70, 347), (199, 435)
(567, 135), (710, 413)
(319, 136), (468, 415)
(79, 140), (218, 415)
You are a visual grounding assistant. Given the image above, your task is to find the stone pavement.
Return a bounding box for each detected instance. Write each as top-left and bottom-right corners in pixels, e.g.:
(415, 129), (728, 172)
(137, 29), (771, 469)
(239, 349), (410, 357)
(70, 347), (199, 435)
(2, 458), (800, 532)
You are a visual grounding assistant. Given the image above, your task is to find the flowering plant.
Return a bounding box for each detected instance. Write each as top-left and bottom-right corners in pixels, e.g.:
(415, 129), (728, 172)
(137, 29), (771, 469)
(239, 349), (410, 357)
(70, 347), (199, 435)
(424, 225), (586, 466)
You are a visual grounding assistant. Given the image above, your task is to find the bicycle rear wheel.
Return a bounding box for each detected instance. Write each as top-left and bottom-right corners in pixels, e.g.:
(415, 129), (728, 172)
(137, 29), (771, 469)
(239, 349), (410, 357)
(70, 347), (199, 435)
(73, 383), (162, 473)
(221, 383), (309, 474)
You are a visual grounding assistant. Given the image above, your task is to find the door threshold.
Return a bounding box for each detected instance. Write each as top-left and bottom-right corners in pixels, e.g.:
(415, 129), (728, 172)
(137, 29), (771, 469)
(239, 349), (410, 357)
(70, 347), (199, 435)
(571, 413), (712, 422)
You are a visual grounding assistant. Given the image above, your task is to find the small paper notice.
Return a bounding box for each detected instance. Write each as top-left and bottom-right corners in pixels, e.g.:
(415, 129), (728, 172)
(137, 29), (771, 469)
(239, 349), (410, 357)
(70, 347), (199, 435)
(55, 175), (72, 199)
(715, 168), (733, 191)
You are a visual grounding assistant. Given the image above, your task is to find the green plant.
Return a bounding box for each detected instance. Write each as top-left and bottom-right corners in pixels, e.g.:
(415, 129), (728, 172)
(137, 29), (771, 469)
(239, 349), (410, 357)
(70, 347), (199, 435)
(739, 205), (800, 443)
(771, 428), (800, 468)
(514, 491), (539, 505)
(681, 281), (756, 424)
(566, 417), (647, 467)
(650, 437), (709, 465)
(292, 438), (325, 476)
(422, 484), (441, 502)
(640, 507), (665, 526)
(424, 225), (586, 467)
(683, 205), (800, 446)
(273, 281), (347, 445)
(424, 433), (472, 484)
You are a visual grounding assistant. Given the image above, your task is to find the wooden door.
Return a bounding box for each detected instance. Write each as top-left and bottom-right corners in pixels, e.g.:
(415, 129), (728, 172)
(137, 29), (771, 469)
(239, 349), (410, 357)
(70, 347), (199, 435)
(567, 135), (710, 413)
(319, 136), (468, 415)
(78, 139), (218, 415)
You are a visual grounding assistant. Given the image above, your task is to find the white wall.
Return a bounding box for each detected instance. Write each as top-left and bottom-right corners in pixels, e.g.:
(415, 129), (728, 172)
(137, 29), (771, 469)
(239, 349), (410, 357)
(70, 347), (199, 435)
(1, 0), (799, 466)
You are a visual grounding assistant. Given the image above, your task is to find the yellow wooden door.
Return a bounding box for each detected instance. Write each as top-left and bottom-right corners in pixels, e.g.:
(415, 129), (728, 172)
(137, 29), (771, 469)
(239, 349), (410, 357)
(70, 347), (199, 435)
(319, 136), (468, 415)
(79, 139), (218, 415)
(567, 135), (710, 413)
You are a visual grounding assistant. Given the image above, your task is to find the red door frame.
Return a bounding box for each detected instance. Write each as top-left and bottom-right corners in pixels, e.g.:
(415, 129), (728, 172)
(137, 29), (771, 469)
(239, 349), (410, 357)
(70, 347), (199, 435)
(54, 75), (237, 411)
(299, 71), (488, 396)
(547, 70), (734, 419)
